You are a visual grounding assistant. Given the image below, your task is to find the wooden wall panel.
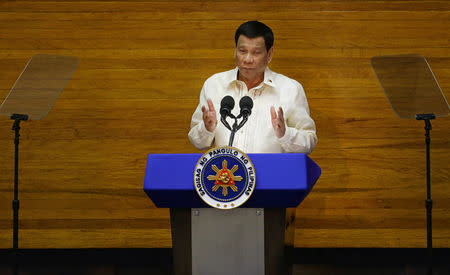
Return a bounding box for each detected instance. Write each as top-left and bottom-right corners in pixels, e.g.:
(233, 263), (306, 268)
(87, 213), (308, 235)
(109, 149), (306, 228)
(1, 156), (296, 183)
(0, 1), (449, 248)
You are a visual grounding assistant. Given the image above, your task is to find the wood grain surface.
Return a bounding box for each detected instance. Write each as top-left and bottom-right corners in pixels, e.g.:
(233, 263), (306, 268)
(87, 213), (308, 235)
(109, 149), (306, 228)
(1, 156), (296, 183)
(0, 0), (449, 248)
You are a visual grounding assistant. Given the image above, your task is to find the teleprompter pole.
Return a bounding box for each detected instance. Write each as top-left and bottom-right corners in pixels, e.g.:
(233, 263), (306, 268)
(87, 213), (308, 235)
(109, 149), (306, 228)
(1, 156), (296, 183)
(11, 113), (28, 275)
(416, 113), (435, 275)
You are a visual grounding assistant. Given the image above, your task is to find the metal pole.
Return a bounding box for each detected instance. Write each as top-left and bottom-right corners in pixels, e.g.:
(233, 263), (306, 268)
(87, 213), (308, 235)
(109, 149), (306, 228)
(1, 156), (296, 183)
(416, 113), (434, 275)
(12, 118), (22, 249)
(424, 118), (433, 275)
(11, 114), (28, 275)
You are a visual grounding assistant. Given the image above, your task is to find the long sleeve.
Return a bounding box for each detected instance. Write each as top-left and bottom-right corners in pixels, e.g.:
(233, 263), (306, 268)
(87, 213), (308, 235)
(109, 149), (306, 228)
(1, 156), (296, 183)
(277, 82), (318, 153)
(188, 81), (216, 150)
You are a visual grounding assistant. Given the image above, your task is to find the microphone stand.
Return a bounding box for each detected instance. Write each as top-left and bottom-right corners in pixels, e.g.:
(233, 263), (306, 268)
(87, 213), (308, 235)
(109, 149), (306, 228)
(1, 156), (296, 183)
(228, 118), (238, 147)
(220, 95), (253, 147)
(224, 114), (248, 147)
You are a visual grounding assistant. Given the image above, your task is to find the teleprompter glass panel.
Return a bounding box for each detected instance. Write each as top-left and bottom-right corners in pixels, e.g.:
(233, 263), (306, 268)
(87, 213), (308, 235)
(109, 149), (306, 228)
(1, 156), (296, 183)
(0, 54), (79, 120)
(371, 54), (449, 119)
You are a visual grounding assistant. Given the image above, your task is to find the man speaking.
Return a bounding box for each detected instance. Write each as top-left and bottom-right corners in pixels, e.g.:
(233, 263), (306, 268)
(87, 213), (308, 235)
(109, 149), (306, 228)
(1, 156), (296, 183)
(188, 21), (317, 154)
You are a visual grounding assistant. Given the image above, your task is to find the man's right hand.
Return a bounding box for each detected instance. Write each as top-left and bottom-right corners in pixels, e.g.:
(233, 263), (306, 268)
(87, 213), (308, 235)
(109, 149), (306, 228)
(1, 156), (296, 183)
(202, 98), (217, 132)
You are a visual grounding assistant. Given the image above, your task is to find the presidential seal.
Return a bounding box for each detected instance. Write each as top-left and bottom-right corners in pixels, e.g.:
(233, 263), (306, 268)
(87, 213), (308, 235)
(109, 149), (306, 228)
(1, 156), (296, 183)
(194, 146), (255, 209)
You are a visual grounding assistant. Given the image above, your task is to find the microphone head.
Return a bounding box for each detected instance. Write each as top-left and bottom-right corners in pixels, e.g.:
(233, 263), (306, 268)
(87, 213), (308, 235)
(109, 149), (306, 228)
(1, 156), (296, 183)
(239, 96), (253, 116)
(220, 96), (235, 117)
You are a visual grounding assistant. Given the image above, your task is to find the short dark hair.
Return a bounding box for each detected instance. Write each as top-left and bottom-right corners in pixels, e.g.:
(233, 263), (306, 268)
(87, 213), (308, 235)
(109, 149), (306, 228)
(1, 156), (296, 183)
(234, 21), (274, 51)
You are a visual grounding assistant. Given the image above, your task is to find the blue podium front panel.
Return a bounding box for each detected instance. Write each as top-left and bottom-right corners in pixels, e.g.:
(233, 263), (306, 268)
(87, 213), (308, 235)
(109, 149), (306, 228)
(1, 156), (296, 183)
(143, 153), (321, 208)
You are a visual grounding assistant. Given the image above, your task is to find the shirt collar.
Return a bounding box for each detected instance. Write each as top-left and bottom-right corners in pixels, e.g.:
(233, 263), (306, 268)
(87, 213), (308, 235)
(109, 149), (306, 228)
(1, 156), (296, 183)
(226, 66), (276, 88)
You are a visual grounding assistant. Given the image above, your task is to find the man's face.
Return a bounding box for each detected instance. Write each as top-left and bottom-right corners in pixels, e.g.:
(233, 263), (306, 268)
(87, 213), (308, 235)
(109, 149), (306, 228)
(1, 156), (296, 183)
(235, 35), (273, 82)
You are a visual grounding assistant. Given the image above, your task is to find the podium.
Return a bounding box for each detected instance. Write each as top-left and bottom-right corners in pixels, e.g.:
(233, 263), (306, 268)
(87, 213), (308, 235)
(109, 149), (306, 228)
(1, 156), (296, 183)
(144, 153), (321, 275)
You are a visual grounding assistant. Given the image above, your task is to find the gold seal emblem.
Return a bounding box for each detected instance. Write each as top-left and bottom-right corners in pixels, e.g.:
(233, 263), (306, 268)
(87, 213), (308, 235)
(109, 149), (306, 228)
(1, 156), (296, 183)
(207, 159), (243, 196)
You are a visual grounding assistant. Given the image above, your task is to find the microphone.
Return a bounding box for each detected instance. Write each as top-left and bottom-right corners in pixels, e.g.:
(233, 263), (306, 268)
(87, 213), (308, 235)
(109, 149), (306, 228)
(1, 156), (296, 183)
(219, 95), (253, 147)
(220, 96), (235, 118)
(239, 96), (253, 118)
(220, 96), (234, 131)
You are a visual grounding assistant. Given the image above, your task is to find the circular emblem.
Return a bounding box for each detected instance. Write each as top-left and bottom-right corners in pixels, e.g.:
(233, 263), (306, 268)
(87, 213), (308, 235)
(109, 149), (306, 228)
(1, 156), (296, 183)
(194, 146), (256, 209)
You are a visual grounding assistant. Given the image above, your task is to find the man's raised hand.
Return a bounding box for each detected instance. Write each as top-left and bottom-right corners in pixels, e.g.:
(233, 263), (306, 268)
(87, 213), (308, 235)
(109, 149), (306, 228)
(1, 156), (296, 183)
(202, 99), (217, 132)
(270, 106), (286, 138)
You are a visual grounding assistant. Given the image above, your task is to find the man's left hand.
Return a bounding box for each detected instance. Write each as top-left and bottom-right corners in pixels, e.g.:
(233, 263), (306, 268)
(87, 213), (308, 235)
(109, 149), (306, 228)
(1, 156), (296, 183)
(270, 106), (286, 138)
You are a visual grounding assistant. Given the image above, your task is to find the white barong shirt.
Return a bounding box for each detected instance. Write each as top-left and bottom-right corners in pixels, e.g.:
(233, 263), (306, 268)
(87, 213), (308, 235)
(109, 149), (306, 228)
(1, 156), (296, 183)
(188, 67), (317, 154)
